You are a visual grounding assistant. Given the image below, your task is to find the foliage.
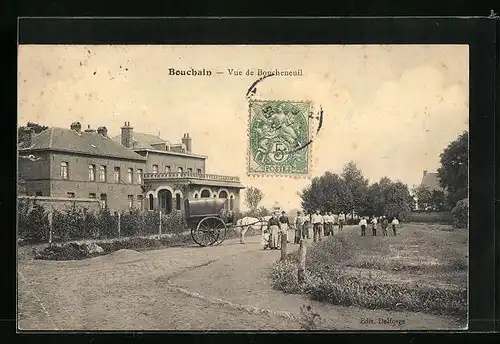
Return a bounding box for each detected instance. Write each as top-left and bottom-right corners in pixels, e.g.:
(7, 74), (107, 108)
(17, 201), (191, 244)
(451, 198), (468, 229)
(301, 172), (353, 213)
(17, 199), (50, 242)
(413, 186), (448, 211)
(299, 305), (324, 330)
(437, 131), (468, 206)
(244, 186), (263, 212)
(18, 122), (49, 145)
(341, 161), (369, 214)
(366, 178), (411, 221)
(409, 211), (452, 224)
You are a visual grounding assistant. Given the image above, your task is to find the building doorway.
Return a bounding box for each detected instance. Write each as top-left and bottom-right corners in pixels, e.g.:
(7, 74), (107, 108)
(219, 190), (228, 210)
(200, 189), (211, 198)
(158, 189), (173, 213)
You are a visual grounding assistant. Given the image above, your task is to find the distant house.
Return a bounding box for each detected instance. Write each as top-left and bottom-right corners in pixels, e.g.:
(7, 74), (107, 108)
(413, 170), (446, 211)
(421, 170), (444, 192)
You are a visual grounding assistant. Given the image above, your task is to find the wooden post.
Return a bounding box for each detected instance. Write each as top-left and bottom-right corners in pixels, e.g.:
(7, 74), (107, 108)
(159, 210), (162, 237)
(280, 231), (288, 260)
(47, 211), (53, 246)
(117, 212), (121, 238)
(298, 239), (307, 284)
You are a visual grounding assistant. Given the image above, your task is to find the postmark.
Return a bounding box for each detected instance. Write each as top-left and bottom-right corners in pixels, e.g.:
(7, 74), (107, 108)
(247, 100), (312, 177)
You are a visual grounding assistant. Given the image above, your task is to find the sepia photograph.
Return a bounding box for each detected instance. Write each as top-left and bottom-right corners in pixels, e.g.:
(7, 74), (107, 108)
(17, 44), (469, 331)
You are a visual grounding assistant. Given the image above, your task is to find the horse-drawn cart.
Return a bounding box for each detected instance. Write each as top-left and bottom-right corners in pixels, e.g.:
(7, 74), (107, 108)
(184, 198), (230, 247)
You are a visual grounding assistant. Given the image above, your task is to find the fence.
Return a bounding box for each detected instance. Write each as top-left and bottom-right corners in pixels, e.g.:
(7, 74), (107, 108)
(17, 197), (188, 245)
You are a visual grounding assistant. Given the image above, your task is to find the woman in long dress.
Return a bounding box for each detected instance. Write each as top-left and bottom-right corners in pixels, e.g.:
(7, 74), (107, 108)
(268, 212), (281, 250)
(279, 211), (290, 243)
(293, 211), (303, 244)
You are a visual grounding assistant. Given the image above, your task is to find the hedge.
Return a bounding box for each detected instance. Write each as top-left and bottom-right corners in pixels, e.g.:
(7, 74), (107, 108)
(17, 198), (190, 244)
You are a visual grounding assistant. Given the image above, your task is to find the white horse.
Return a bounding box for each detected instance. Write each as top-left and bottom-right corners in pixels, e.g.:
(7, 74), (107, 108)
(236, 215), (272, 244)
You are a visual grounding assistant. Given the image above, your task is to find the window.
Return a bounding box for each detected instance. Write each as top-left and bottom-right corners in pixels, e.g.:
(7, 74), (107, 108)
(100, 194), (107, 209)
(137, 169), (143, 184)
(60, 162), (68, 179)
(197, 168), (202, 174)
(89, 193), (96, 199)
(165, 166), (171, 173)
(137, 195), (144, 210)
(175, 194), (181, 210)
(178, 167), (183, 173)
(127, 168), (133, 183)
(99, 166), (107, 182)
(35, 191), (42, 196)
(148, 194), (154, 211)
(114, 167), (121, 183)
(230, 195), (234, 211)
(128, 195), (134, 209)
(187, 168), (192, 173)
(152, 165), (158, 174)
(88, 164), (96, 181)
(67, 192), (75, 198)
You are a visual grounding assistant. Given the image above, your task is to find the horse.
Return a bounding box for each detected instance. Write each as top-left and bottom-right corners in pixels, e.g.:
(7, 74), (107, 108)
(236, 215), (272, 244)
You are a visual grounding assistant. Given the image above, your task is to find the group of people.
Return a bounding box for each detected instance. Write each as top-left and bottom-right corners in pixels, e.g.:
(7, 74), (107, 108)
(261, 209), (402, 250)
(358, 215), (400, 237)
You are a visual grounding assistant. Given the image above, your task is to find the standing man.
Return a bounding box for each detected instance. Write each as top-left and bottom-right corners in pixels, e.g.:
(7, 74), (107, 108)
(302, 212), (311, 239)
(279, 211), (290, 243)
(381, 216), (389, 236)
(293, 211), (303, 244)
(338, 211), (346, 232)
(371, 215), (378, 236)
(322, 212), (330, 236)
(391, 216), (400, 236)
(311, 209), (323, 243)
(359, 216), (367, 237)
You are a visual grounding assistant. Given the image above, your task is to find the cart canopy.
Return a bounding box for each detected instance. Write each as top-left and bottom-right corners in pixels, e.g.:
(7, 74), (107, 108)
(184, 198), (228, 219)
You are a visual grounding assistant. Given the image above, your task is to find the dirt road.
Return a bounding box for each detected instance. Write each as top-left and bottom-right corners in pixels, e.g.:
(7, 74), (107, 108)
(18, 229), (463, 331)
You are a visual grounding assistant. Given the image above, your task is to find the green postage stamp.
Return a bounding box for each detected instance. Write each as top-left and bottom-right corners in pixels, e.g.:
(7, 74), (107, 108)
(248, 100), (311, 177)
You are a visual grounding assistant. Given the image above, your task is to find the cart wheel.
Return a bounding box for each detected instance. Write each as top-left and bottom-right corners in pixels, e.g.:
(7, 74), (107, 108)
(212, 224), (228, 246)
(191, 216), (225, 247)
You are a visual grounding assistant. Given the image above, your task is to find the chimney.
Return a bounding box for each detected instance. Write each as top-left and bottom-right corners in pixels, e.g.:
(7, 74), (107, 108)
(70, 122), (82, 133)
(84, 125), (96, 133)
(423, 170), (428, 178)
(97, 126), (108, 137)
(121, 121), (134, 148)
(182, 133), (192, 152)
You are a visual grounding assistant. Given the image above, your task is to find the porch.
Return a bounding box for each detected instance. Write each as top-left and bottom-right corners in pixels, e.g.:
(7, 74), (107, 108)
(142, 172), (245, 214)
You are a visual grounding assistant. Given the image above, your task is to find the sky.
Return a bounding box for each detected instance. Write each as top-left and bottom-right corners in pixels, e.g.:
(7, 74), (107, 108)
(18, 45), (469, 211)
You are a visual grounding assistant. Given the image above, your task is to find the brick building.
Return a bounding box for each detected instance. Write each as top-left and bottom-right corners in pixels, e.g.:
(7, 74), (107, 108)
(18, 121), (244, 213)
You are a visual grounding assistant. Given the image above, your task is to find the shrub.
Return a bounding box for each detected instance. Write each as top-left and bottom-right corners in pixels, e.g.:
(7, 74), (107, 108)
(52, 204), (88, 242)
(162, 211), (187, 234)
(97, 207), (118, 239)
(120, 209), (142, 237)
(451, 198), (468, 229)
(305, 235), (354, 273)
(22, 201), (50, 242)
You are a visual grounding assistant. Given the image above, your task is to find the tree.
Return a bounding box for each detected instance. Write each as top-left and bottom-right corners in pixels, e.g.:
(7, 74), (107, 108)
(413, 185), (432, 210)
(18, 122), (49, 145)
(300, 171), (353, 213)
(437, 131), (468, 207)
(366, 177), (411, 221)
(341, 161), (369, 215)
(244, 186), (263, 213)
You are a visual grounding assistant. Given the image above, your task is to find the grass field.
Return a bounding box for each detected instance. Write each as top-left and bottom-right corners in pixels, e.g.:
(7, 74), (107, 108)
(270, 223), (468, 323)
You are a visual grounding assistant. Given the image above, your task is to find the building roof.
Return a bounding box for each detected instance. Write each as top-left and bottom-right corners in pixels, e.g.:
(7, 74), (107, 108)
(111, 132), (171, 150)
(111, 132), (207, 159)
(420, 172), (443, 192)
(19, 127), (146, 161)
